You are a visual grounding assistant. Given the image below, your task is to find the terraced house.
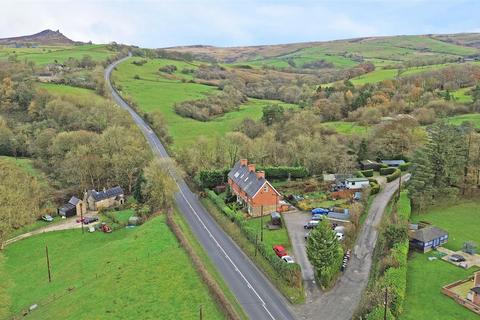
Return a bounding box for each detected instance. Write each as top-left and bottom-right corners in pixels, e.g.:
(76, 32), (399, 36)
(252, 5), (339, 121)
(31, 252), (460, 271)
(228, 159), (281, 217)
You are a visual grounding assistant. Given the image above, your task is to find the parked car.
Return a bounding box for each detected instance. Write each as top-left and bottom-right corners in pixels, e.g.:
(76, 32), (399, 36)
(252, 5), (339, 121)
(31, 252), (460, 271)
(273, 245), (287, 257)
(311, 208), (329, 215)
(311, 214), (323, 221)
(83, 216), (99, 225)
(282, 255), (295, 264)
(449, 254), (466, 262)
(100, 222), (112, 233)
(41, 215), (53, 222)
(304, 220), (320, 229)
(336, 233), (344, 241)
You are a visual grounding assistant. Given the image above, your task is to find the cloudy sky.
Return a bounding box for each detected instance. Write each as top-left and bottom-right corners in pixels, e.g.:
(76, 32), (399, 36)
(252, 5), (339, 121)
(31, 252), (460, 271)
(1, 0), (479, 48)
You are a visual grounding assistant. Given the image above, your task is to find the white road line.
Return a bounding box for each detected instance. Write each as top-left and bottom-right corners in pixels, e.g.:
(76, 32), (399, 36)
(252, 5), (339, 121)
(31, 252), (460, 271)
(108, 61), (278, 320)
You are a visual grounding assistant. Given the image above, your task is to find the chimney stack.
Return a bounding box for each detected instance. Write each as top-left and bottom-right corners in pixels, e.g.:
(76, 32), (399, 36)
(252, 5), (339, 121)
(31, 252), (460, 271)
(248, 164), (256, 173)
(240, 159), (248, 167)
(256, 171), (265, 179)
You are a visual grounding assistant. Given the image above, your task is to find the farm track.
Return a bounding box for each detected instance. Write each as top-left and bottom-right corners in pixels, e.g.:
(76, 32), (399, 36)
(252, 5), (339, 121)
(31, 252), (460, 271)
(106, 55), (296, 320)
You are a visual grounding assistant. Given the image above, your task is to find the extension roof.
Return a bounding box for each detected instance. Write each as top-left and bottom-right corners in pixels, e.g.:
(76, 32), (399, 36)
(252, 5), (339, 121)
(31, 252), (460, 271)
(411, 226), (448, 243)
(228, 161), (279, 198)
(88, 186), (124, 201)
(471, 287), (480, 294)
(68, 196), (81, 205)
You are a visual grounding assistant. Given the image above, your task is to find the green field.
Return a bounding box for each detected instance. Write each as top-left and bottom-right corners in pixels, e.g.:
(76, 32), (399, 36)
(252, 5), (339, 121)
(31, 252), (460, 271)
(401, 200), (480, 320)
(113, 57), (296, 148)
(38, 82), (108, 104)
(401, 252), (479, 320)
(0, 156), (44, 181)
(0, 44), (116, 65)
(0, 215), (224, 320)
(321, 121), (369, 135)
(448, 113), (480, 128)
(451, 87), (474, 103)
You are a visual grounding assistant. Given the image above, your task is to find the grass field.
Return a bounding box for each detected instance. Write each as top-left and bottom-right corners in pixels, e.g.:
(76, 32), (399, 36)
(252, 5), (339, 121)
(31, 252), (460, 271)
(38, 82), (108, 104)
(244, 216), (292, 253)
(321, 121), (369, 135)
(0, 156), (44, 181)
(0, 44), (116, 65)
(401, 252), (479, 320)
(448, 113), (480, 128)
(400, 200), (480, 320)
(409, 201), (480, 251)
(0, 215), (224, 320)
(113, 57), (296, 148)
(451, 87), (473, 103)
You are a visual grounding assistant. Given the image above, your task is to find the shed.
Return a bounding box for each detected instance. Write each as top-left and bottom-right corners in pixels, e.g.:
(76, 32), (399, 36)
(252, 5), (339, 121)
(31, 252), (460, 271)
(359, 160), (381, 171)
(381, 160), (405, 168)
(345, 177), (370, 189)
(409, 226), (449, 252)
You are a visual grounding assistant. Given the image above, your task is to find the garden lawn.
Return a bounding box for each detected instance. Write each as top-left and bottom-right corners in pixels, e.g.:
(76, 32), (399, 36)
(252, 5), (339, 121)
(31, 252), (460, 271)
(0, 44), (116, 65)
(0, 215), (224, 320)
(409, 200), (480, 251)
(401, 252), (480, 320)
(113, 57), (296, 148)
(244, 215), (292, 252)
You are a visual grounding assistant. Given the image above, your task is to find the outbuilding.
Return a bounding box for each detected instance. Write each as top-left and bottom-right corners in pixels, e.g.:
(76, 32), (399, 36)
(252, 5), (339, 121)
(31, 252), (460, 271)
(345, 177), (370, 189)
(409, 226), (449, 252)
(381, 160), (405, 168)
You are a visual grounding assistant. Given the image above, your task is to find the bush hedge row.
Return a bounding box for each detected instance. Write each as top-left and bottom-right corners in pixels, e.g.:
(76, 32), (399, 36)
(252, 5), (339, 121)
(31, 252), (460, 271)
(380, 167), (396, 175)
(368, 179), (380, 194)
(361, 169), (374, 177)
(257, 166), (309, 180)
(399, 162), (411, 172)
(206, 190), (302, 287)
(386, 169), (401, 182)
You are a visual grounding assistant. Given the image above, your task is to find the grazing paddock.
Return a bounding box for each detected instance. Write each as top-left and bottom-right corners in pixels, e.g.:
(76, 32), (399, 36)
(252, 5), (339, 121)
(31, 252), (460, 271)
(0, 216), (224, 320)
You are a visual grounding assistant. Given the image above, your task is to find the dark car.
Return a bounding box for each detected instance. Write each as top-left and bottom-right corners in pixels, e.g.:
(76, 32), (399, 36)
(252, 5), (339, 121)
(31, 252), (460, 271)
(83, 216), (99, 225)
(449, 254), (466, 262)
(311, 214), (323, 221)
(304, 220), (319, 229)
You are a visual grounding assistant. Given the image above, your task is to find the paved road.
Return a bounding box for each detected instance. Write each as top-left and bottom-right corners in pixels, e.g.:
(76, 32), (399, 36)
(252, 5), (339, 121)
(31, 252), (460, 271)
(105, 55), (296, 320)
(294, 174), (411, 320)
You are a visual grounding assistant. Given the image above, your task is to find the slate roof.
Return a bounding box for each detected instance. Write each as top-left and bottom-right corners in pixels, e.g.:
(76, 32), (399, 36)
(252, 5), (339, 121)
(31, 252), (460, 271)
(381, 160), (405, 166)
(228, 161), (278, 198)
(88, 186), (124, 201)
(410, 226), (448, 243)
(68, 196), (81, 206)
(471, 287), (480, 294)
(59, 203), (75, 212)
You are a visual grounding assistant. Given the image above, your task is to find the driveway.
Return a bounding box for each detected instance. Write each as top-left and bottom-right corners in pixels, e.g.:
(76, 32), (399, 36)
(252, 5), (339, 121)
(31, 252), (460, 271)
(4, 216), (97, 247)
(283, 210), (316, 298)
(288, 174), (410, 320)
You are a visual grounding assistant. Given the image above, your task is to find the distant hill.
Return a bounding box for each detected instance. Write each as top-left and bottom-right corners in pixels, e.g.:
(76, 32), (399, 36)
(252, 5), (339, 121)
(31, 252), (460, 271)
(166, 33), (480, 64)
(0, 29), (77, 46)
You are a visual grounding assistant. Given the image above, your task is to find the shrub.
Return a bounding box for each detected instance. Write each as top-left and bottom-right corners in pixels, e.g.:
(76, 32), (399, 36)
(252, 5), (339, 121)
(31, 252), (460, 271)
(133, 74), (140, 80)
(198, 169), (225, 189)
(369, 180), (380, 194)
(365, 306), (394, 320)
(159, 65), (177, 74)
(386, 169), (401, 182)
(398, 162), (411, 172)
(257, 166), (309, 179)
(380, 167), (396, 175)
(355, 170), (365, 178)
(132, 59), (147, 66)
(361, 169), (374, 177)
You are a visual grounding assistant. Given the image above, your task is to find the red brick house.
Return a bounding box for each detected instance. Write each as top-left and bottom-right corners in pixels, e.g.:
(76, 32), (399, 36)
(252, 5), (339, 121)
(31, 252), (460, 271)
(227, 159), (281, 217)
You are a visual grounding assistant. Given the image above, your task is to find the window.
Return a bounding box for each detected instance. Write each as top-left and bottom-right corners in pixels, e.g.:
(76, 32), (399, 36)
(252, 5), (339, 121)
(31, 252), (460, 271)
(263, 186), (269, 192)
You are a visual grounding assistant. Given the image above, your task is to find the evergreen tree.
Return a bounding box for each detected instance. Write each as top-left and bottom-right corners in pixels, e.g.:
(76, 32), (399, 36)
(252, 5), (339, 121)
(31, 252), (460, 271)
(132, 170), (146, 203)
(408, 121), (466, 212)
(357, 138), (369, 161)
(306, 220), (343, 288)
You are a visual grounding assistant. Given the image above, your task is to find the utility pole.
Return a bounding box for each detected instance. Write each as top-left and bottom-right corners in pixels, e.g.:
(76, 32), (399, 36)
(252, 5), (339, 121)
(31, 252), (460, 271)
(260, 206), (264, 242)
(199, 304), (203, 320)
(255, 233), (258, 256)
(384, 287), (388, 320)
(45, 245), (52, 283)
(80, 209), (84, 234)
(397, 174), (402, 201)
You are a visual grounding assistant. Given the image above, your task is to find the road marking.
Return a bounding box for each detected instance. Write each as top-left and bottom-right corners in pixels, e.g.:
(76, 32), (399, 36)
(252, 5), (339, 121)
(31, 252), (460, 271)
(107, 61), (278, 320)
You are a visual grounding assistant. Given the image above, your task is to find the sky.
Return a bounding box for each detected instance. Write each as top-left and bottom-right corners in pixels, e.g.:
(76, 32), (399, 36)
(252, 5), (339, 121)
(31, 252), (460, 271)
(1, 0), (479, 48)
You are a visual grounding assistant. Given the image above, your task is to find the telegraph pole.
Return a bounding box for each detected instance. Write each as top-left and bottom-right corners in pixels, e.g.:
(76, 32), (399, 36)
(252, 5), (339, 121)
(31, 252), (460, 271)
(45, 245), (52, 283)
(199, 304), (203, 320)
(80, 210), (84, 234)
(255, 233), (258, 256)
(260, 206), (264, 242)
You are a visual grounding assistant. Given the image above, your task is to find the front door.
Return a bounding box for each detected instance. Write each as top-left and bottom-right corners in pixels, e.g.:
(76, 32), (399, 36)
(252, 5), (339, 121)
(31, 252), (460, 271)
(433, 238), (440, 247)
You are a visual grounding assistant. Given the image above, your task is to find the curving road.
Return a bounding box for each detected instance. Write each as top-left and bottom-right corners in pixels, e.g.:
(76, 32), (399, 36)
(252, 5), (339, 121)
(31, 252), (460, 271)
(105, 55), (296, 320)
